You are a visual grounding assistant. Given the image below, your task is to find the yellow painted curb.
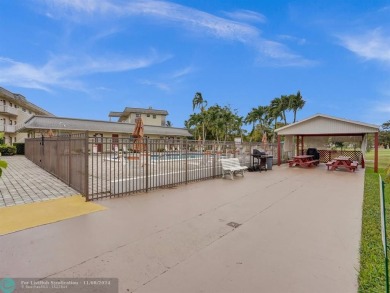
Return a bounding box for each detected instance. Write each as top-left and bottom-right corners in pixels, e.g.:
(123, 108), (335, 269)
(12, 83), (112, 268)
(0, 195), (107, 236)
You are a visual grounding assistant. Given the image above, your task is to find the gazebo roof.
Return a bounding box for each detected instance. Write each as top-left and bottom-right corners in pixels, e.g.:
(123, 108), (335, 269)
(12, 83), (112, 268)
(274, 114), (379, 136)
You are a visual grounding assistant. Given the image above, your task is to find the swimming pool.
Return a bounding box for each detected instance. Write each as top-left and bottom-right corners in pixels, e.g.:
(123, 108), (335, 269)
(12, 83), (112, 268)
(151, 153), (210, 160)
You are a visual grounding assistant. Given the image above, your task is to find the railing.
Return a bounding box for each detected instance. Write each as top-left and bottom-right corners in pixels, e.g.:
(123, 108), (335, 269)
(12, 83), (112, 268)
(3, 124), (16, 133)
(25, 133), (88, 197)
(25, 135), (283, 201)
(314, 149), (363, 164)
(0, 105), (18, 116)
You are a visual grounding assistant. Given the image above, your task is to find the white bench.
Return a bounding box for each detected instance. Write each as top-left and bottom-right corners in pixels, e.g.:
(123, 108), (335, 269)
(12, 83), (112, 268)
(220, 158), (248, 180)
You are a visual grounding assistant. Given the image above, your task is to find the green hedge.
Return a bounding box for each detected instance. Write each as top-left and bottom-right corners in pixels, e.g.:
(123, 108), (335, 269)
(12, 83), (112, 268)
(0, 144), (16, 156)
(13, 143), (25, 155)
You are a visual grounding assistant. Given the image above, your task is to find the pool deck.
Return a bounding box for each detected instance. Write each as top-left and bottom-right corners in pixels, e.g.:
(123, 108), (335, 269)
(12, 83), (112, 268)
(0, 163), (364, 293)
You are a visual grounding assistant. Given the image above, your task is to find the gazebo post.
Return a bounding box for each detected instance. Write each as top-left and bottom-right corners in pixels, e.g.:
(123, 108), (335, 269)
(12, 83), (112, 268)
(301, 136), (304, 155)
(374, 132), (379, 173)
(277, 135), (281, 166)
(296, 135), (299, 157)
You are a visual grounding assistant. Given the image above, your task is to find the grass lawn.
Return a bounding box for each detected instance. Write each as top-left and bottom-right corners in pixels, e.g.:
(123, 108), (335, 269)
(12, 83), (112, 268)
(365, 148), (390, 169)
(359, 149), (390, 292)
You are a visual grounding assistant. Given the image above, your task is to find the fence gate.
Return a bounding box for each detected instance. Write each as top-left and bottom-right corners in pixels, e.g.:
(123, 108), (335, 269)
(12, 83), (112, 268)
(25, 134), (89, 198)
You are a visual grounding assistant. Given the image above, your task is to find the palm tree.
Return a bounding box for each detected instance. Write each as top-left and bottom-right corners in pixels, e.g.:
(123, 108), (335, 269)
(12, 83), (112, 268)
(192, 92), (208, 143)
(280, 95), (290, 125)
(185, 113), (202, 140)
(289, 91), (306, 123)
(268, 98), (285, 143)
(165, 120), (172, 127)
(269, 97), (284, 130)
(244, 106), (268, 141)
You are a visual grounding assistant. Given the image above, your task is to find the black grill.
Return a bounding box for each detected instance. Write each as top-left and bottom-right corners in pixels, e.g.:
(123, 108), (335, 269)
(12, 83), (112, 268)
(251, 149), (267, 171)
(252, 149), (266, 158)
(306, 148), (320, 160)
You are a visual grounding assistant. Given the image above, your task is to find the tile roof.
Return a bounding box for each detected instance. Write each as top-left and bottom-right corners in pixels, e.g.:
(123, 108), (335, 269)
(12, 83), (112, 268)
(109, 107), (168, 117)
(18, 115), (192, 137)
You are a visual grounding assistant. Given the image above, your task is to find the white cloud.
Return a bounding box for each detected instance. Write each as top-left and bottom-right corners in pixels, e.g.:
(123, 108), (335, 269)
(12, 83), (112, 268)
(223, 9), (266, 23)
(40, 0), (312, 66)
(338, 28), (390, 63)
(138, 79), (170, 92)
(254, 41), (316, 67)
(0, 51), (170, 91)
(170, 66), (194, 79)
(277, 34), (307, 45)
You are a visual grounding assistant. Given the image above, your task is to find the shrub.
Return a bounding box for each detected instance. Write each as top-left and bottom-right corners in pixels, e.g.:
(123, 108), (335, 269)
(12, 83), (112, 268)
(0, 159), (7, 177)
(0, 144), (16, 156)
(13, 143), (25, 155)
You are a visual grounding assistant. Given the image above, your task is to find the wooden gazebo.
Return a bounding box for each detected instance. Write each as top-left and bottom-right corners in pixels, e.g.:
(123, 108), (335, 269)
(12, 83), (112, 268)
(274, 114), (380, 172)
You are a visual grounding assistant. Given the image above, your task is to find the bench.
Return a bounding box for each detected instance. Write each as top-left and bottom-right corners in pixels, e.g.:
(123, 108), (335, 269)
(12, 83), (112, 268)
(326, 160), (358, 172)
(350, 162), (358, 171)
(220, 158), (248, 180)
(301, 160), (319, 167)
(326, 160), (336, 170)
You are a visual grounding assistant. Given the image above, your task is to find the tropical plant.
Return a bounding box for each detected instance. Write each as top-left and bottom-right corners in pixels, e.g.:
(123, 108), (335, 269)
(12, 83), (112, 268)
(185, 113), (202, 140)
(244, 106), (268, 142)
(279, 95), (290, 125)
(268, 97), (284, 129)
(0, 159), (7, 177)
(289, 90), (306, 123)
(192, 92), (208, 143)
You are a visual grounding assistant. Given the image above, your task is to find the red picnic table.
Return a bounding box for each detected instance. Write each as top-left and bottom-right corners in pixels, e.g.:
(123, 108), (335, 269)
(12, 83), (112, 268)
(326, 156), (358, 172)
(288, 155), (319, 168)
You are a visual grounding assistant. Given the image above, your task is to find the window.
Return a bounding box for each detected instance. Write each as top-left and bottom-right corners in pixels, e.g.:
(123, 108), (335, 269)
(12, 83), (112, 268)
(135, 113), (141, 117)
(9, 102), (12, 107)
(153, 115), (156, 119)
(147, 114), (150, 117)
(22, 108), (26, 112)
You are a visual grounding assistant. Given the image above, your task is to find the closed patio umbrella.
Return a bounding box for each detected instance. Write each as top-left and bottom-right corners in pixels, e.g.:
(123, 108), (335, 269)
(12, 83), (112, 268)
(262, 132), (268, 150)
(132, 117), (144, 152)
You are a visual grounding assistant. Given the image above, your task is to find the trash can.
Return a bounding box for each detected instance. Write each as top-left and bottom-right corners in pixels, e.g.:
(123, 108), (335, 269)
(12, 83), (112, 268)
(266, 156), (273, 170)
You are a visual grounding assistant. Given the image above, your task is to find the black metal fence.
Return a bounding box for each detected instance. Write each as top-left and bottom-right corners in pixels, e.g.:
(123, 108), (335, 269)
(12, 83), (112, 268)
(25, 133), (88, 196)
(25, 134), (281, 201)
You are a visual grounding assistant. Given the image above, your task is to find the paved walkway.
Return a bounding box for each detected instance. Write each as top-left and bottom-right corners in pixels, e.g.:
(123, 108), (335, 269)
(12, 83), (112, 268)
(0, 156), (78, 207)
(0, 164), (364, 292)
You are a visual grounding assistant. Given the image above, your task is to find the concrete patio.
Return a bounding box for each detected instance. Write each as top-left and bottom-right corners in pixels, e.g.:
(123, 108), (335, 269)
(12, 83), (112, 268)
(0, 164), (364, 293)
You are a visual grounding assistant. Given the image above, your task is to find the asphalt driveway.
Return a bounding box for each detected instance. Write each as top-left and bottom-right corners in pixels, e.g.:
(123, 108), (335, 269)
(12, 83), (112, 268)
(0, 163), (364, 293)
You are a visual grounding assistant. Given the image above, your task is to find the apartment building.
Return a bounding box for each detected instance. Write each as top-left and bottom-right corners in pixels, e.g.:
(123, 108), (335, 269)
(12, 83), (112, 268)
(109, 107), (168, 126)
(0, 87), (53, 144)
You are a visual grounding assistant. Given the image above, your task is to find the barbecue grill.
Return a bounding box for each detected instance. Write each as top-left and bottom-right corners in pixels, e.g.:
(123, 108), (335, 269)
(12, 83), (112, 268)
(251, 149), (267, 171)
(306, 148), (320, 160)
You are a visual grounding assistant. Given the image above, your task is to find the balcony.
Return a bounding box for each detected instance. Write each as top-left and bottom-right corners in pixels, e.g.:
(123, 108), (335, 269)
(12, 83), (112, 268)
(0, 105), (18, 116)
(0, 124), (16, 133)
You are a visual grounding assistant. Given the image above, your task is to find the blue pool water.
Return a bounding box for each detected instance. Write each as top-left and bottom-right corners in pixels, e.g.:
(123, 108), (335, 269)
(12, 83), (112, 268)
(151, 153), (212, 160)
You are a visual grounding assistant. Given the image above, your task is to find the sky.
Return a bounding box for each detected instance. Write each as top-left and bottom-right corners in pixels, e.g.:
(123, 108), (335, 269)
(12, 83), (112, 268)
(1, 0), (390, 129)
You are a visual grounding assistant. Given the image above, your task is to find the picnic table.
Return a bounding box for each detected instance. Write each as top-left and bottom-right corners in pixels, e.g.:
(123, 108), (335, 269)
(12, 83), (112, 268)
(326, 156), (358, 172)
(288, 155), (319, 168)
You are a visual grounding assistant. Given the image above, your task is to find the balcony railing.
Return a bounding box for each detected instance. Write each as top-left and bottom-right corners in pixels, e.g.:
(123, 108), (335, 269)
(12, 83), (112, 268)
(0, 124), (16, 133)
(0, 105), (18, 116)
